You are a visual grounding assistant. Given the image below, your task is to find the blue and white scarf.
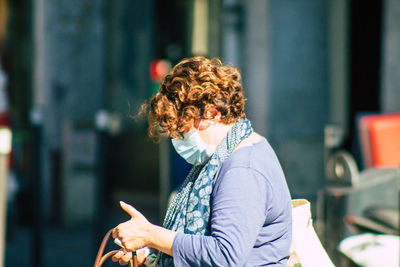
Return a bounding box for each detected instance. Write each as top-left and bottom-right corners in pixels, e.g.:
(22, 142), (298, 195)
(156, 118), (253, 266)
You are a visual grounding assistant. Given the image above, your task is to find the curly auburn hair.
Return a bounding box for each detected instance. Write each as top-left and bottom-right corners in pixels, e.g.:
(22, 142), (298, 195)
(142, 56), (246, 139)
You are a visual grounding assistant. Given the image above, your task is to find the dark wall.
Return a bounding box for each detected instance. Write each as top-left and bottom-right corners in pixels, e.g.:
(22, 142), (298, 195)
(267, 0), (329, 200)
(347, 0), (383, 158)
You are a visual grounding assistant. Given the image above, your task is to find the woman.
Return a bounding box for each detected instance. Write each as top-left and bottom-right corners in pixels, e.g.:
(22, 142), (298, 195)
(112, 57), (292, 266)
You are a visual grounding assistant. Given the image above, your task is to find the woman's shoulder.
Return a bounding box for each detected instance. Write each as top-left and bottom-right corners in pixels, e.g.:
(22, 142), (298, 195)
(219, 134), (271, 175)
(235, 132), (264, 150)
(230, 132), (273, 164)
(219, 134), (286, 186)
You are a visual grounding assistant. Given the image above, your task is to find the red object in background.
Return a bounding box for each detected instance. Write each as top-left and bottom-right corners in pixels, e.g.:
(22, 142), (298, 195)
(359, 113), (400, 168)
(0, 112), (9, 126)
(150, 59), (171, 82)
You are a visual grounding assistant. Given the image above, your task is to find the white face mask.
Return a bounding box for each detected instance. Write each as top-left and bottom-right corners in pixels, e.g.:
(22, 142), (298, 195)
(171, 123), (217, 165)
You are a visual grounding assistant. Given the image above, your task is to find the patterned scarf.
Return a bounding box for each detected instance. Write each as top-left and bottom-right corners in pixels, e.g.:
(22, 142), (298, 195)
(156, 118), (253, 266)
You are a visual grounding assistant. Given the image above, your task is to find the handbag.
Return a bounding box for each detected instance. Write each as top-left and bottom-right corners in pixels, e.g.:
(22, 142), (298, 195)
(94, 228), (139, 267)
(287, 199), (335, 267)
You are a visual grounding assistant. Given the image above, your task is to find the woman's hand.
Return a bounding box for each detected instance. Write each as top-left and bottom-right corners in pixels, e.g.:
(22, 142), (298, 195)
(113, 200), (177, 259)
(112, 247), (148, 266)
(112, 201), (153, 252)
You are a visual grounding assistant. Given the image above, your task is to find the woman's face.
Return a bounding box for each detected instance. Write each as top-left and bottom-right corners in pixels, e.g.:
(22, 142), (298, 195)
(177, 106), (227, 146)
(190, 105), (221, 144)
(194, 119), (216, 145)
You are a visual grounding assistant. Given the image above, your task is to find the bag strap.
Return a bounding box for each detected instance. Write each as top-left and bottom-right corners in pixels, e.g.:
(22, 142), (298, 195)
(94, 228), (139, 267)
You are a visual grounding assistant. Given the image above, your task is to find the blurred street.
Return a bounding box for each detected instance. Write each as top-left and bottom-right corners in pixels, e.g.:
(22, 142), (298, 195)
(5, 190), (159, 267)
(6, 227), (92, 267)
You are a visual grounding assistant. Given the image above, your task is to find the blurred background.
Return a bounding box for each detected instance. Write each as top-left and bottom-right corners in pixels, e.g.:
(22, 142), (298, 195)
(0, 0), (399, 266)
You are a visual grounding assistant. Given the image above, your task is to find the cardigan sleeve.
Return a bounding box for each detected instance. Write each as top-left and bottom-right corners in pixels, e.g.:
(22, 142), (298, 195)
(172, 167), (271, 266)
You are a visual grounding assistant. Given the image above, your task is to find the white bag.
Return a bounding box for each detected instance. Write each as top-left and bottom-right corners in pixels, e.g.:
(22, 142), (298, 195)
(288, 199), (335, 267)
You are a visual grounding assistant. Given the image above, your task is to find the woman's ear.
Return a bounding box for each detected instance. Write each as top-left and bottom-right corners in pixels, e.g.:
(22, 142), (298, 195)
(204, 104), (221, 121)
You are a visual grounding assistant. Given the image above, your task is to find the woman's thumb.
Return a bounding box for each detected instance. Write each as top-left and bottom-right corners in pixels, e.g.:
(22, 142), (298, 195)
(120, 201), (138, 217)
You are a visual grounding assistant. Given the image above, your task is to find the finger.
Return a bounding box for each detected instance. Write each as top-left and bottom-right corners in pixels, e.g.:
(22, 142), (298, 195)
(136, 249), (147, 264)
(112, 250), (124, 262)
(112, 228), (118, 239)
(112, 226), (123, 239)
(119, 251), (133, 265)
(120, 201), (140, 218)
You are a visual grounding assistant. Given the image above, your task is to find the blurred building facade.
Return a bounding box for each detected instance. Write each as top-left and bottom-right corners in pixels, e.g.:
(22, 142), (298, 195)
(1, 0), (400, 266)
